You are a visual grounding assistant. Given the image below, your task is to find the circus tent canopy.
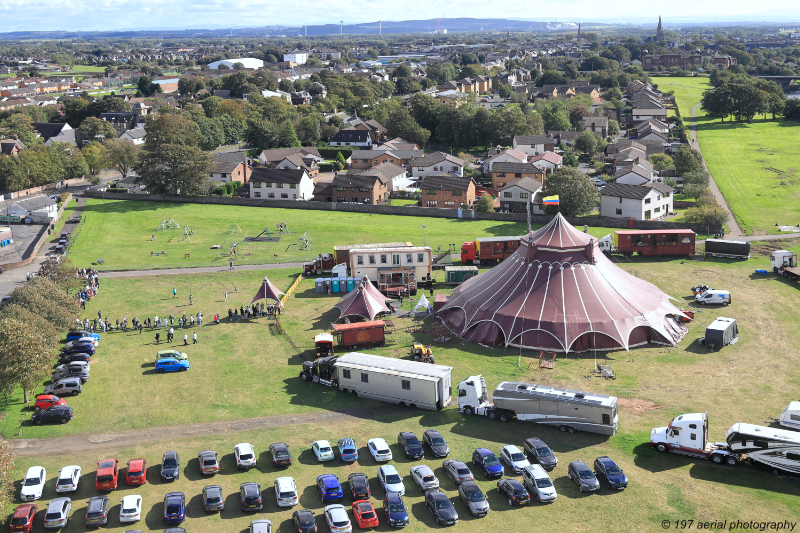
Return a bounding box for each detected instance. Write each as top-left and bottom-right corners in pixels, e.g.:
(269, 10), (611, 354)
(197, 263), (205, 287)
(335, 276), (390, 321)
(437, 214), (688, 353)
(250, 276), (284, 304)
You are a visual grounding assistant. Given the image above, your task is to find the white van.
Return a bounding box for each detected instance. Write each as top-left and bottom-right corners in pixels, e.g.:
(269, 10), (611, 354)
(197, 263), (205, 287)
(695, 289), (731, 306)
(780, 401), (800, 430)
(521, 464), (557, 503)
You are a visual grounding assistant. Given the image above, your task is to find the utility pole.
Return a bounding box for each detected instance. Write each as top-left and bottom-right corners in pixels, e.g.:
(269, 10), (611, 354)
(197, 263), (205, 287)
(340, 19), (343, 35)
(379, 20), (382, 35)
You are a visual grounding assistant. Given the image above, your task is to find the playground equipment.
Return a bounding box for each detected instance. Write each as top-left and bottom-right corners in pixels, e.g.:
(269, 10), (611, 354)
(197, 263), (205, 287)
(297, 231), (312, 250)
(228, 224), (242, 234)
(179, 226), (194, 242)
(256, 227), (275, 240)
(158, 217), (180, 231)
(224, 240), (239, 257)
(277, 220), (290, 234)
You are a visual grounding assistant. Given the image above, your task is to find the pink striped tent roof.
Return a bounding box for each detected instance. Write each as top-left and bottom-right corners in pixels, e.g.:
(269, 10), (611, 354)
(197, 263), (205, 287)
(437, 214), (687, 353)
(250, 276), (284, 304)
(335, 276), (390, 321)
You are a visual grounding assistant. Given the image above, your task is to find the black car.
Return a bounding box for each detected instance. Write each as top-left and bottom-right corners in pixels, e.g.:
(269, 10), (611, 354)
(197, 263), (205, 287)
(348, 473), (370, 501)
(593, 456), (628, 490)
(422, 430), (449, 458)
(240, 482), (263, 511)
(202, 485), (225, 512)
(424, 489), (458, 526)
(161, 451), (181, 481)
(58, 353), (92, 365)
(497, 479), (530, 506)
(61, 343), (95, 356)
(397, 432), (424, 460)
(269, 442), (292, 467)
(293, 509), (318, 533)
(523, 438), (558, 471)
(31, 405), (73, 425)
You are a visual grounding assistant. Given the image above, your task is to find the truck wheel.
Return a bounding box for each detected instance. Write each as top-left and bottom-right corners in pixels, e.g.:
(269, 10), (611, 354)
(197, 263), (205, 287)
(710, 454), (723, 464)
(463, 406), (473, 416)
(726, 456), (738, 466)
(499, 412), (510, 422)
(488, 411), (497, 420)
(656, 443), (668, 453)
(300, 372), (309, 381)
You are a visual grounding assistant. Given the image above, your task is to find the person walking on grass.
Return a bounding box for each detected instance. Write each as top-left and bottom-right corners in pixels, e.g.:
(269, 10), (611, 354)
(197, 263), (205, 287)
(169, 327), (174, 342)
(155, 331), (160, 344)
(154, 315), (159, 328)
(224, 292), (228, 302)
(189, 294), (193, 306)
(230, 260), (233, 270)
(183, 333), (188, 345)
(192, 332), (197, 344)
(173, 288), (177, 299)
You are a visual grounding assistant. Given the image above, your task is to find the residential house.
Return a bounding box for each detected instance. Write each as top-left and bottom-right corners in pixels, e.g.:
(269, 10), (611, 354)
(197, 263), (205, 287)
(378, 138), (419, 151)
(283, 52), (309, 65)
(512, 135), (555, 156)
(483, 147), (528, 173)
(290, 91), (313, 106)
(249, 167), (313, 200)
(329, 129), (373, 148)
(419, 175), (476, 209)
(528, 152), (563, 174)
(489, 162), (545, 189)
(614, 158), (656, 185)
(549, 131), (580, 147)
(351, 119), (387, 143)
(211, 152), (251, 184)
(349, 149), (423, 170)
(99, 112), (142, 136)
(583, 116), (608, 138)
(410, 152), (464, 178)
(118, 128), (146, 145)
(313, 173), (390, 204)
(435, 90), (469, 107)
(352, 162), (411, 191)
(255, 89), (292, 103)
(31, 122), (74, 144)
(276, 153), (319, 182)
(631, 106), (668, 122)
(1, 87), (36, 98)
(599, 182), (674, 220)
(6, 195), (57, 220)
(497, 177), (543, 213)
(0, 139), (25, 156)
(258, 147), (323, 167)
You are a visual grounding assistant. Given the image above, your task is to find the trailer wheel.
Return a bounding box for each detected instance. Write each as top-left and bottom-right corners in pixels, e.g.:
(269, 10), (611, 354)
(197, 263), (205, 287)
(300, 372), (309, 381)
(726, 456), (739, 466)
(559, 425), (567, 432)
(656, 443), (668, 453)
(710, 454), (723, 464)
(463, 406), (474, 416)
(410, 404), (417, 409)
(399, 401), (406, 407)
(499, 412), (510, 422)
(568, 426), (576, 434)
(488, 411), (497, 420)
(338, 384), (344, 392)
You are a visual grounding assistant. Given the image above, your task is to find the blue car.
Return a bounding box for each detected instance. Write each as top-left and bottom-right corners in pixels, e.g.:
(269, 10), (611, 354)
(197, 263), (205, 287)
(472, 448), (504, 479)
(155, 358), (190, 373)
(163, 492), (186, 524)
(317, 474), (343, 503)
(66, 331), (100, 342)
(593, 456), (628, 490)
(383, 491), (409, 527)
(338, 438), (358, 462)
(61, 343), (96, 356)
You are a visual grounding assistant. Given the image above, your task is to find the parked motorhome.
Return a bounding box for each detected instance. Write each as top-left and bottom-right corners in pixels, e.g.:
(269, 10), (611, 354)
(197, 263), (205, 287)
(780, 401), (800, 431)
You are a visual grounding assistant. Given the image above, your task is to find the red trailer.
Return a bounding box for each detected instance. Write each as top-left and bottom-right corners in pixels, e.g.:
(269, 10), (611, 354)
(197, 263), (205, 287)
(461, 236), (522, 265)
(331, 321), (386, 349)
(600, 230), (695, 257)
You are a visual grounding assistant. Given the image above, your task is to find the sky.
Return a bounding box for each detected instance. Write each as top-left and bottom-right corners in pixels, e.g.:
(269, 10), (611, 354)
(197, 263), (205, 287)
(1, 0), (799, 32)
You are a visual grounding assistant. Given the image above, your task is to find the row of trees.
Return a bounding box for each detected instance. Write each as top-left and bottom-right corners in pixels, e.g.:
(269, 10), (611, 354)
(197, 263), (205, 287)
(701, 77), (787, 123)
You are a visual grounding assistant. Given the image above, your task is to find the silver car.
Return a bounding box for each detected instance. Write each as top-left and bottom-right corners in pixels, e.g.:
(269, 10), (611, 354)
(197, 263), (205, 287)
(410, 465), (439, 492)
(568, 460), (600, 492)
(443, 460), (474, 485)
(43, 497), (71, 529)
(44, 378), (82, 397)
(52, 364), (89, 383)
(457, 481), (489, 517)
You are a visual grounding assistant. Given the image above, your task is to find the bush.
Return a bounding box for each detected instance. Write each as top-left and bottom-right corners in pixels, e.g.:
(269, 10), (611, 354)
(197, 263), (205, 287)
(318, 147), (353, 160)
(318, 162), (334, 172)
(105, 187), (129, 194)
(89, 175), (102, 185)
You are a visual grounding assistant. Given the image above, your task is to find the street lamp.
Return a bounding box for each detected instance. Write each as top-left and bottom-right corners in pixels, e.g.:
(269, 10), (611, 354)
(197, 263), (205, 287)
(422, 224), (427, 247)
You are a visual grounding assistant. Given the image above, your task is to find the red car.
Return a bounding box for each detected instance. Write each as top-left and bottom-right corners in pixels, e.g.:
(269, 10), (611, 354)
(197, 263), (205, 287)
(33, 395), (66, 411)
(9, 503), (37, 532)
(126, 458), (148, 486)
(352, 500), (379, 529)
(96, 458), (119, 491)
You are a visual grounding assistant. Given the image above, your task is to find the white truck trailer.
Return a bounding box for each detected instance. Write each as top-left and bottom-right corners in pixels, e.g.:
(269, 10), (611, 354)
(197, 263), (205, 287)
(456, 375), (619, 435)
(772, 250), (800, 281)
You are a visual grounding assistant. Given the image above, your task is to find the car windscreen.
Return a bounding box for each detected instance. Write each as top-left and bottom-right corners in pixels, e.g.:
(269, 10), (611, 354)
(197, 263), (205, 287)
(202, 457), (217, 466)
(96, 475), (113, 483)
(456, 466), (471, 475)
(535, 477), (553, 488)
(605, 465), (623, 476)
(11, 518), (28, 525)
(435, 498), (452, 509)
(536, 446), (552, 456)
(45, 511), (63, 520)
(122, 504), (138, 513)
(578, 470), (595, 480)
(510, 452), (526, 462)
(274, 449), (289, 458)
(361, 511), (375, 519)
(483, 455), (500, 466)
(98, 461), (115, 470)
(298, 514), (314, 526)
(280, 491), (296, 498)
(326, 486), (340, 493)
(405, 437), (420, 447)
(385, 474), (402, 484)
(466, 489), (484, 502)
(57, 476), (73, 484)
(238, 453), (253, 460)
(388, 502), (405, 513)
(24, 477), (41, 486)
(318, 447), (331, 453)
(430, 437), (446, 446)
(163, 458), (178, 468)
(166, 503), (182, 514)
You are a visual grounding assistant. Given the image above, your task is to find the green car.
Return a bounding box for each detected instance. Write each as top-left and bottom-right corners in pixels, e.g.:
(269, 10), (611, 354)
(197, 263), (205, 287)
(157, 350), (188, 361)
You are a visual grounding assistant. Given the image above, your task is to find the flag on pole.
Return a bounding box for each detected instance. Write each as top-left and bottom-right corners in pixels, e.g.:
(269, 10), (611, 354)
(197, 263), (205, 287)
(543, 195), (559, 205)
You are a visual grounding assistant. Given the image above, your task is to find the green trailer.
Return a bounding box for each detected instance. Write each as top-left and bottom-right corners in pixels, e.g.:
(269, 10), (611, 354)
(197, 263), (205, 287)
(445, 265), (478, 285)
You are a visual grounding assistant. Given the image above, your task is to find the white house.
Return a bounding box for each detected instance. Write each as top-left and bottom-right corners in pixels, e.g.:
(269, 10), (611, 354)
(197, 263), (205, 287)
(599, 182), (674, 220)
(7, 195), (57, 219)
(329, 129), (373, 147)
(512, 135), (555, 156)
(528, 151), (563, 173)
(248, 168), (313, 201)
(483, 147), (527, 173)
(118, 128), (146, 145)
(614, 158), (655, 185)
(497, 177), (543, 214)
(283, 52), (309, 64)
(207, 58), (264, 70)
(243, 89), (292, 103)
(410, 152), (464, 178)
(353, 162), (412, 191)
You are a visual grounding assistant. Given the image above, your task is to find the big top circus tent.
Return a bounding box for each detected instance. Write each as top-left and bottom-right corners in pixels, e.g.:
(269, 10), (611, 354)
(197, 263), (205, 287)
(436, 214), (688, 353)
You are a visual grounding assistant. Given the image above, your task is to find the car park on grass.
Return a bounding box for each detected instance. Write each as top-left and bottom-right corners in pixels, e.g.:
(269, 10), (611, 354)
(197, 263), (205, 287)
(20, 467), (46, 501)
(241, 482), (264, 511)
(352, 500), (379, 529)
(367, 438), (392, 462)
(119, 495), (143, 523)
(85, 495), (110, 526)
(442, 460), (474, 485)
(202, 485), (225, 512)
(312, 440), (335, 461)
(522, 438), (558, 471)
(348, 473), (370, 501)
(234, 443), (257, 469)
(382, 492), (409, 527)
(338, 438), (358, 462)
(43, 378), (82, 397)
(64, 336), (98, 349)
(160, 450), (181, 481)
(42, 498), (70, 529)
(250, 519), (273, 533)
(275, 476), (299, 507)
(163, 492), (186, 523)
(9, 503), (37, 533)
(324, 504), (352, 533)
(521, 464), (557, 502)
(569, 460), (600, 492)
(95, 458), (119, 490)
(155, 357), (189, 373)
(270, 442), (292, 467)
(422, 430), (449, 458)
(497, 478), (530, 506)
(397, 431), (424, 459)
(126, 458), (147, 485)
(500, 445), (531, 474)
(318, 474), (344, 502)
(198, 450), (219, 475)
(473, 448), (504, 479)
(410, 465), (439, 492)
(424, 489), (458, 526)
(378, 465), (405, 495)
(594, 456), (628, 490)
(458, 481), (489, 517)
(55, 465), (81, 493)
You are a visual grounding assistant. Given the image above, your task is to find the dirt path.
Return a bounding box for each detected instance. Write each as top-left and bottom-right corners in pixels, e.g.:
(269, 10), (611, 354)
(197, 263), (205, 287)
(9, 407), (381, 458)
(690, 104), (743, 237)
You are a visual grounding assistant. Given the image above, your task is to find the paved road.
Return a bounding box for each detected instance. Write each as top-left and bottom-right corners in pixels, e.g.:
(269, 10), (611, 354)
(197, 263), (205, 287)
(691, 103), (743, 237)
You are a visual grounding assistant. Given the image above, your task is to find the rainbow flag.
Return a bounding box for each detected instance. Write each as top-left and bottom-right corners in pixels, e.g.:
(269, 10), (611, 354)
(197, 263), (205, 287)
(543, 195), (559, 205)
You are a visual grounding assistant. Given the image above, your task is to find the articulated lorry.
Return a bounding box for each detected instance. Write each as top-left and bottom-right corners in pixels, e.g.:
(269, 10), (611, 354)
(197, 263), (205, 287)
(456, 375), (619, 435)
(772, 250), (800, 281)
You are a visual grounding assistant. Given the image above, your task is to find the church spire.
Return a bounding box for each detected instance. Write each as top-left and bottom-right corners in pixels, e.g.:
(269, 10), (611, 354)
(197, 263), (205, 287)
(656, 16), (664, 41)
(578, 22), (581, 38)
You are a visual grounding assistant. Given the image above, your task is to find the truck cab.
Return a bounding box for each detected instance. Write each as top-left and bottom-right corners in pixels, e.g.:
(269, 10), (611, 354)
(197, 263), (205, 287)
(303, 254), (339, 277)
(598, 234), (614, 253)
(772, 250), (800, 280)
(300, 355), (339, 387)
(650, 412), (739, 465)
(457, 376), (492, 415)
(460, 242), (477, 265)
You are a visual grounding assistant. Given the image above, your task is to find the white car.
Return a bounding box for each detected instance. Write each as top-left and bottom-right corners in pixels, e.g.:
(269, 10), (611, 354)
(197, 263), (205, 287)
(410, 465), (439, 491)
(64, 337), (98, 348)
(274, 476), (298, 507)
(367, 438), (393, 462)
(119, 494), (143, 522)
(55, 465), (81, 493)
(234, 443), (257, 469)
(500, 445), (531, 474)
(250, 519), (273, 533)
(378, 465), (405, 495)
(20, 466), (46, 501)
(324, 503), (352, 533)
(521, 464), (557, 502)
(312, 440), (335, 462)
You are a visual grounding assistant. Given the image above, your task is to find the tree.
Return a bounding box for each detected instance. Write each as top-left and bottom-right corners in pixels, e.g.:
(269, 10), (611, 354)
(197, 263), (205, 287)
(673, 145), (704, 175)
(683, 203), (728, 231)
(245, 118), (279, 151)
(540, 167), (598, 216)
(144, 114), (197, 150)
(0, 440), (13, 515)
(607, 119), (620, 136)
(103, 139), (139, 180)
(683, 183), (707, 200)
(475, 194), (495, 213)
(278, 79), (294, 93)
(82, 141), (108, 176)
(648, 153), (674, 172)
(137, 75), (159, 97)
(393, 65), (412, 78)
(683, 170), (711, 188)
(0, 315), (58, 403)
(498, 83), (513, 98)
(78, 117), (118, 145)
(574, 131), (599, 156)
(395, 77), (415, 95)
(784, 98), (800, 121)
(278, 121), (301, 148)
(0, 114), (39, 146)
(569, 105), (591, 131)
(5, 277), (79, 331)
(135, 144), (214, 196)
(539, 70), (568, 86)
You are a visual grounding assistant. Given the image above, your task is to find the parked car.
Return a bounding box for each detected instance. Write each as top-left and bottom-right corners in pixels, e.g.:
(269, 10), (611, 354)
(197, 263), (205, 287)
(568, 460), (600, 492)
(42, 497), (70, 529)
(126, 458), (148, 485)
(338, 438), (358, 462)
(31, 405), (73, 425)
(250, 519), (273, 533)
(85, 495), (110, 526)
(378, 465), (405, 495)
(318, 474), (344, 502)
(9, 503), (37, 533)
(522, 437), (558, 471)
(157, 349), (188, 361)
(160, 450), (181, 481)
(324, 504), (352, 533)
(422, 430), (449, 458)
(293, 509), (318, 533)
(521, 464), (557, 503)
(51, 365), (89, 383)
(500, 445), (531, 474)
(198, 450), (219, 475)
(57, 352), (92, 365)
(593, 456), (628, 490)
(497, 478), (530, 506)
(43, 378), (82, 397)
(234, 443), (257, 469)
(472, 448), (504, 479)
(55, 465), (81, 493)
(348, 473), (371, 501)
(65, 331), (99, 342)
(382, 492), (409, 528)
(269, 442), (292, 467)
(119, 494), (143, 523)
(163, 492), (186, 523)
(312, 440), (335, 461)
(397, 432), (424, 459)
(424, 489), (458, 526)
(352, 500), (379, 529)
(442, 460), (474, 485)
(64, 337), (98, 349)
(155, 357), (189, 373)
(367, 438), (392, 462)
(240, 482), (263, 511)
(20, 466), (46, 501)
(164, 529), (187, 533)
(457, 481), (489, 517)
(60, 343), (95, 356)
(95, 458), (119, 491)
(202, 485), (225, 512)
(409, 465), (438, 492)
(275, 476), (299, 507)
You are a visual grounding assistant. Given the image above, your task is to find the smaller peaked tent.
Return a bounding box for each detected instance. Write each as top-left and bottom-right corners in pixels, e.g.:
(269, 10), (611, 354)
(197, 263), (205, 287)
(335, 275), (390, 321)
(250, 276), (285, 304)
